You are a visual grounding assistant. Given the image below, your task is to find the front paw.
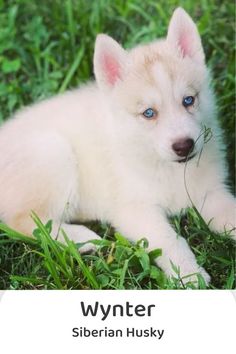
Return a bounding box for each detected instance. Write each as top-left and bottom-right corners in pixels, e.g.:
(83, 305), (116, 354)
(158, 255), (210, 287)
(180, 266), (211, 287)
(211, 211), (236, 240)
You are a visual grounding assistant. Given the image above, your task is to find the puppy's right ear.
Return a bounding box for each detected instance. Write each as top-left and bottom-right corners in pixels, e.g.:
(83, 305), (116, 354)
(94, 34), (127, 90)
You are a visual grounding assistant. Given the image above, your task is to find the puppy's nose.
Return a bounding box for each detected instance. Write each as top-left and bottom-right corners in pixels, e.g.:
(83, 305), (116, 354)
(172, 138), (194, 157)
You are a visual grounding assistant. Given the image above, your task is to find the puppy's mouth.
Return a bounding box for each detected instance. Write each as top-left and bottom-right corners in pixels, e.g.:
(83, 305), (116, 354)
(176, 152), (197, 163)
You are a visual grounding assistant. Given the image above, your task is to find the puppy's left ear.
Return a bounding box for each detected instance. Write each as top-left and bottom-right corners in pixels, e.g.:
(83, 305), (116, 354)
(94, 34), (127, 90)
(167, 7), (205, 64)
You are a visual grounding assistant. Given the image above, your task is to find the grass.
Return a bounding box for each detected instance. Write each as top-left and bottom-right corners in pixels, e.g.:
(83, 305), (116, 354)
(0, 0), (235, 289)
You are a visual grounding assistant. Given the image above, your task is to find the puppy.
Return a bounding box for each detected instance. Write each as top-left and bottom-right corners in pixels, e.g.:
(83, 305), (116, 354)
(0, 8), (235, 285)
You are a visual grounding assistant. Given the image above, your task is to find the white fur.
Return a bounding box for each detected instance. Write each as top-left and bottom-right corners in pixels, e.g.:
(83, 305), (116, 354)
(0, 8), (235, 285)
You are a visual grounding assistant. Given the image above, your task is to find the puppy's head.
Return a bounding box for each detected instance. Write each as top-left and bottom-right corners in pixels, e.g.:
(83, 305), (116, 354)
(94, 8), (214, 163)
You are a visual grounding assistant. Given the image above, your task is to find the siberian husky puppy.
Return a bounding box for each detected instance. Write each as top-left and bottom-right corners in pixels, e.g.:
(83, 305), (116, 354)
(0, 8), (235, 285)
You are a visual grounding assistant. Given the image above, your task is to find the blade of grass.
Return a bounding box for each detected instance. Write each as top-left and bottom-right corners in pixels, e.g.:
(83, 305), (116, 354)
(59, 45), (85, 92)
(0, 223), (38, 245)
(62, 230), (99, 289)
(119, 259), (129, 289)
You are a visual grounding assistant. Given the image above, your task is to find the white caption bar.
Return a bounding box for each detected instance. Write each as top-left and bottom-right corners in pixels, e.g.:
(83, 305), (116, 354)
(0, 290), (235, 353)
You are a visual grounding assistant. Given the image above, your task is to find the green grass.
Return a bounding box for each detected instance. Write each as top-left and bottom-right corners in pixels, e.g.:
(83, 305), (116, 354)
(0, 0), (235, 289)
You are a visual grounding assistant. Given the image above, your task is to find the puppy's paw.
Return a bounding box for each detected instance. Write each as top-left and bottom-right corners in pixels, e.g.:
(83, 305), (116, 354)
(75, 230), (101, 254)
(78, 241), (98, 254)
(209, 205), (236, 240)
(213, 217), (236, 240)
(57, 225), (101, 253)
(181, 266), (211, 287)
(226, 227), (236, 240)
(158, 255), (211, 288)
(199, 267), (211, 285)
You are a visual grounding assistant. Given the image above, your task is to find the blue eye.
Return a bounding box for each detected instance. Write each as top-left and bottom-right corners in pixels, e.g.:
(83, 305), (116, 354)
(143, 108), (157, 119)
(183, 96), (195, 107)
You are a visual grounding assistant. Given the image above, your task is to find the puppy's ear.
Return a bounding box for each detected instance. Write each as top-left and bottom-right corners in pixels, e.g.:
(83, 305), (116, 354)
(167, 8), (205, 63)
(94, 34), (127, 90)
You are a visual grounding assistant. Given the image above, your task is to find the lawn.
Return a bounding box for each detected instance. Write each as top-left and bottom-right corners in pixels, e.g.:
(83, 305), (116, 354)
(0, 0), (235, 289)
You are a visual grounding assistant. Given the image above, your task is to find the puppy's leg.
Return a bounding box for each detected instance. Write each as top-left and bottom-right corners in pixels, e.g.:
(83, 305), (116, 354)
(111, 204), (210, 285)
(8, 213), (100, 253)
(200, 187), (236, 238)
(0, 132), (100, 251)
(52, 223), (101, 253)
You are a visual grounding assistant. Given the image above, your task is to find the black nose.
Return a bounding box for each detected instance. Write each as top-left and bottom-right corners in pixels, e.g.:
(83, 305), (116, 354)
(172, 138), (194, 157)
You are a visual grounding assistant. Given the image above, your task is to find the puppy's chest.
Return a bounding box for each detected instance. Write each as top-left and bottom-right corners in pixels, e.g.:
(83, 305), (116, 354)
(114, 161), (192, 213)
(154, 168), (190, 212)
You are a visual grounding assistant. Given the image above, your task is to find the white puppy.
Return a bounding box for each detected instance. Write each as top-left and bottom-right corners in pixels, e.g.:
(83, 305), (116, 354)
(0, 8), (235, 284)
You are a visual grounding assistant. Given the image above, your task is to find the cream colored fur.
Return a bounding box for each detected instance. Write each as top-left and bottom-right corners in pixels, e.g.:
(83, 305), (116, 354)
(0, 8), (235, 284)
